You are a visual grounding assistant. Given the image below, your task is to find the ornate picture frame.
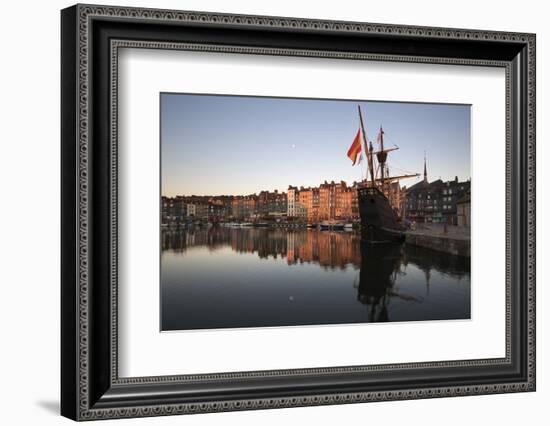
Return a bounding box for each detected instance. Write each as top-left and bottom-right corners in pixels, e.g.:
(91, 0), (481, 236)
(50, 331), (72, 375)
(61, 4), (535, 421)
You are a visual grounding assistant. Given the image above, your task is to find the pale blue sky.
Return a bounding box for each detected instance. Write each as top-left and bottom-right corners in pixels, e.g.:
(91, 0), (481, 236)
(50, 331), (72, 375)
(161, 93), (470, 197)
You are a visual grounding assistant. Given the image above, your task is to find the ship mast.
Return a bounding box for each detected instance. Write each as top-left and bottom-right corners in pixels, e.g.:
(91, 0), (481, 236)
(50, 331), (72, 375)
(378, 126), (385, 188)
(356, 106), (420, 199)
(357, 106), (375, 185)
(374, 173), (420, 182)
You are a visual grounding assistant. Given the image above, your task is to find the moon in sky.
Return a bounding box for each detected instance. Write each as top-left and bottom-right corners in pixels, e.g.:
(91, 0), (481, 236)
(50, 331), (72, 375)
(291, 144), (296, 149)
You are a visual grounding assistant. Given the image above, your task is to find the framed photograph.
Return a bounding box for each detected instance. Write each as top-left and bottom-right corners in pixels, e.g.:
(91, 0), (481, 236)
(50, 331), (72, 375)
(61, 4), (536, 421)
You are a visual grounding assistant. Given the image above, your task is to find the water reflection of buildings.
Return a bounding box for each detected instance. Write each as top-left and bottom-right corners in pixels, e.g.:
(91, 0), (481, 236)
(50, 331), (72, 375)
(162, 227), (362, 270)
(163, 228), (468, 273)
(162, 228), (470, 323)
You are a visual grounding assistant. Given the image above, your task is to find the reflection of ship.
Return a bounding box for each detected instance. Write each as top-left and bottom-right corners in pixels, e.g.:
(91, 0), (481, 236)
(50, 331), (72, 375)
(351, 106), (420, 242)
(356, 241), (436, 322)
(356, 241), (403, 322)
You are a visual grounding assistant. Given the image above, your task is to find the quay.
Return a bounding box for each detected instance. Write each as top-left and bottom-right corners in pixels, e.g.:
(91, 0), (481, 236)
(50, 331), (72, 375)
(404, 224), (470, 258)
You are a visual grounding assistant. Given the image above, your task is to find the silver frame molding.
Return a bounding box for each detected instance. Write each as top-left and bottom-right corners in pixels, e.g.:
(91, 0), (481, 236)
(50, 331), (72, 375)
(61, 3), (536, 421)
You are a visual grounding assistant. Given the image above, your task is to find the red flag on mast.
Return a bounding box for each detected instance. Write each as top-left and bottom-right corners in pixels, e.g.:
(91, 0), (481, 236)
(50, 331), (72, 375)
(347, 128), (362, 165)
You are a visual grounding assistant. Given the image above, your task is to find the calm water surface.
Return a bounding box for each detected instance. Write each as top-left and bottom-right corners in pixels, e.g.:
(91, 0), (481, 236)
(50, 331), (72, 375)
(161, 227), (470, 331)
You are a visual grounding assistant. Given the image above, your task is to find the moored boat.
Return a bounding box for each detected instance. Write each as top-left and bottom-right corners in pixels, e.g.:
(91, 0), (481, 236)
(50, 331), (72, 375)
(319, 221), (345, 230)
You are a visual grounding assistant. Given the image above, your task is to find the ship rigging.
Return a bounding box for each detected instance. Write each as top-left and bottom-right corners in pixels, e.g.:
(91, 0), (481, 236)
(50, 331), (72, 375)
(351, 105), (420, 242)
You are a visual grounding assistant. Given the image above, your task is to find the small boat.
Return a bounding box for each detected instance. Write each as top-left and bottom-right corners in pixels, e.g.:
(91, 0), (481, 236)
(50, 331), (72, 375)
(240, 222), (253, 227)
(306, 223), (317, 228)
(224, 222), (241, 228)
(320, 221), (345, 230)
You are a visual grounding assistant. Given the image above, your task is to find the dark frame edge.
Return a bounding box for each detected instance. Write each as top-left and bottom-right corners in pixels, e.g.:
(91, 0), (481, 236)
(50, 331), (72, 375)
(61, 4), (79, 422)
(507, 35), (536, 391)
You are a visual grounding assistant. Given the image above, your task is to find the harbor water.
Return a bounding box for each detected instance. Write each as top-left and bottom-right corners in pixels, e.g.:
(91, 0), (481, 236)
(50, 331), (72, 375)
(161, 227), (471, 331)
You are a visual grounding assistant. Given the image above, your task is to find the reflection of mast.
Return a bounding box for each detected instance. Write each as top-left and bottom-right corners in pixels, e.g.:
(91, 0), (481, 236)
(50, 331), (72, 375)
(355, 242), (430, 320)
(356, 242), (402, 322)
(425, 268), (431, 296)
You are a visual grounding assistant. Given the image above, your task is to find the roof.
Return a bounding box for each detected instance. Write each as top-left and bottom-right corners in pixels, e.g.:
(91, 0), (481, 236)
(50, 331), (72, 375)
(406, 179), (443, 193)
(406, 178), (471, 195)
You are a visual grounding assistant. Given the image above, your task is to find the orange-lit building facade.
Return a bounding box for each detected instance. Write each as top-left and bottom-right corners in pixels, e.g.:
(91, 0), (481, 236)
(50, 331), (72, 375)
(319, 181), (336, 220)
(287, 180), (360, 221)
(162, 179), (366, 225)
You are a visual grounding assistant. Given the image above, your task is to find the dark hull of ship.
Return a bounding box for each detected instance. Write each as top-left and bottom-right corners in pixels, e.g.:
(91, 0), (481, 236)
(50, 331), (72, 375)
(357, 186), (405, 243)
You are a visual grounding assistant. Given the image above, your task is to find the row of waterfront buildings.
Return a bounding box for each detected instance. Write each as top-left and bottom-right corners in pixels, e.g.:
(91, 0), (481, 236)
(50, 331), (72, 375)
(162, 173), (471, 226)
(162, 180), (362, 226)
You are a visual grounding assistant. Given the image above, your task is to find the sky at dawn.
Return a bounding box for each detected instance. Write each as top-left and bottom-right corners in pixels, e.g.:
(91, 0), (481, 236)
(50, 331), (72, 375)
(161, 93), (471, 197)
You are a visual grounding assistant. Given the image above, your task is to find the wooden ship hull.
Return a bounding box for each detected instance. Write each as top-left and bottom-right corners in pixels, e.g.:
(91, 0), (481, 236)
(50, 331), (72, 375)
(357, 186), (405, 243)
